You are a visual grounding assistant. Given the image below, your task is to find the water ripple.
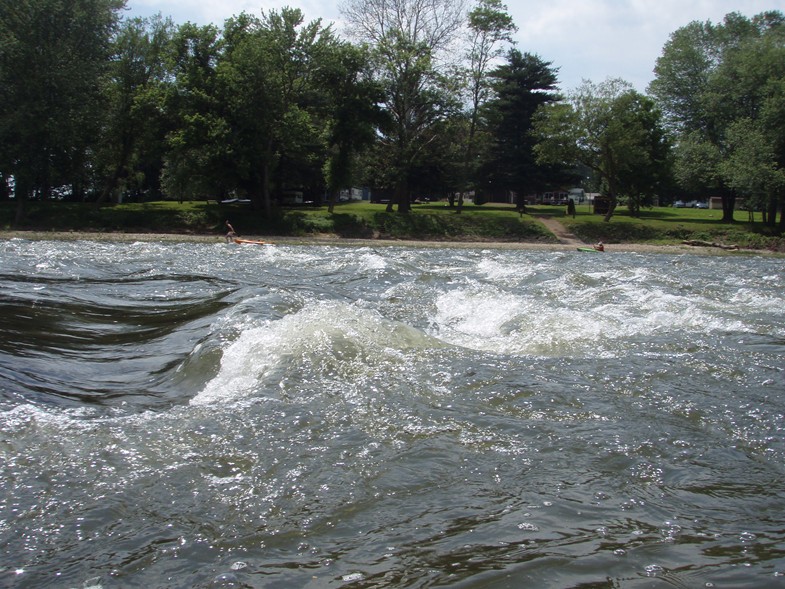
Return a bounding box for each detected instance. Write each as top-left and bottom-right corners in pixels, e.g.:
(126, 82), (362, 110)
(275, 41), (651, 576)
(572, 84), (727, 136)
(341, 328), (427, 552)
(1, 241), (784, 588)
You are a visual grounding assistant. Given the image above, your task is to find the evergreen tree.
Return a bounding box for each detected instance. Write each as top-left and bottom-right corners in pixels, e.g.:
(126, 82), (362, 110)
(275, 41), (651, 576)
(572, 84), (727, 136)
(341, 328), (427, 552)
(482, 50), (561, 209)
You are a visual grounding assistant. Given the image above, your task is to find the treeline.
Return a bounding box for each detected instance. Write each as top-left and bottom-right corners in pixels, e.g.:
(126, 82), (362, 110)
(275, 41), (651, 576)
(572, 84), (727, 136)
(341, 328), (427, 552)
(1, 0), (784, 230)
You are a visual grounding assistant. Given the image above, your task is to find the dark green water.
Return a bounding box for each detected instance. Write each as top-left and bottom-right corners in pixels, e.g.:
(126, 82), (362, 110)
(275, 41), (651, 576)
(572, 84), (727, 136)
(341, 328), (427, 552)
(1, 239), (784, 588)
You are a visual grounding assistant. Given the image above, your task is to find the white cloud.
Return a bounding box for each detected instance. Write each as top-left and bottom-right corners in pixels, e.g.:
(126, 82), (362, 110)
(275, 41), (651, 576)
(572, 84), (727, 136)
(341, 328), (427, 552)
(505, 0), (785, 91)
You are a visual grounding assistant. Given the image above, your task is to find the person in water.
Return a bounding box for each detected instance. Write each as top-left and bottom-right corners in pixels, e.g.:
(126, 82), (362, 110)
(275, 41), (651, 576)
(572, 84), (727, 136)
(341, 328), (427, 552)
(594, 241), (604, 251)
(225, 220), (237, 242)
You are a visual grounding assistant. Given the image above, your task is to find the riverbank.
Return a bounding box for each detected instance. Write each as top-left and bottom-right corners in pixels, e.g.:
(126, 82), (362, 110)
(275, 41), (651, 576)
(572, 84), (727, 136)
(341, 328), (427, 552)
(3, 200), (783, 253)
(2, 229), (778, 256)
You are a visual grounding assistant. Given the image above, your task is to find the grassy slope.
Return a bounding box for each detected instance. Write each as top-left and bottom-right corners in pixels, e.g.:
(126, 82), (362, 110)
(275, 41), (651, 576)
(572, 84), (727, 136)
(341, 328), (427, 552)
(1, 200), (783, 251)
(558, 203), (782, 250)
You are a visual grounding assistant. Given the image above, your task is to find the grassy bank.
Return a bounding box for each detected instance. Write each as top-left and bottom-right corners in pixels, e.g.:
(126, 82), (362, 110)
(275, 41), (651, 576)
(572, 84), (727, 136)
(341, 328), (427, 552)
(556, 203), (784, 250)
(1, 200), (783, 251)
(0, 200), (554, 242)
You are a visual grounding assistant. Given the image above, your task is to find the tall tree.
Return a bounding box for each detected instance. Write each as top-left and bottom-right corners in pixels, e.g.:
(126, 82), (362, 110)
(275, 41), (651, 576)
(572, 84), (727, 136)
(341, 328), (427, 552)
(0, 0), (124, 221)
(457, 0), (516, 213)
(534, 79), (669, 221)
(314, 42), (383, 213)
(96, 15), (174, 204)
(610, 91), (672, 216)
(342, 0), (467, 213)
(160, 22), (226, 202)
(219, 8), (337, 216)
(721, 118), (785, 226)
(717, 20), (785, 229)
(649, 10), (785, 224)
(482, 50), (560, 209)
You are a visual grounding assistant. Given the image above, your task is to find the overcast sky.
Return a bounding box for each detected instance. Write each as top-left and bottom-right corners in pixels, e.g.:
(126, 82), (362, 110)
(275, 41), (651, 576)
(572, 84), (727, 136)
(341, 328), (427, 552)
(124, 0), (785, 92)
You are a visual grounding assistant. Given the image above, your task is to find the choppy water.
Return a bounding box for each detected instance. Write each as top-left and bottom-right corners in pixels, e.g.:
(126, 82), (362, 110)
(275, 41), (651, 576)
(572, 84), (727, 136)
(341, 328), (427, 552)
(1, 238), (784, 589)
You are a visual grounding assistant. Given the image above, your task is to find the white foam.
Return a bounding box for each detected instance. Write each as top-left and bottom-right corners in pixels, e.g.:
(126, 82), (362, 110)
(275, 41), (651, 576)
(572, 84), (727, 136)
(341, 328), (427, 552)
(427, 269), (756, 356)
(191, 301), (437, 406)
(358, 250), (387, 270)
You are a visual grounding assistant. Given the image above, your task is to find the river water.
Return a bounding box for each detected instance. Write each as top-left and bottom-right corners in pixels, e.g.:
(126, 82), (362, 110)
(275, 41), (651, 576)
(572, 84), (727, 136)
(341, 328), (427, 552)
(1, 238), (784, 589)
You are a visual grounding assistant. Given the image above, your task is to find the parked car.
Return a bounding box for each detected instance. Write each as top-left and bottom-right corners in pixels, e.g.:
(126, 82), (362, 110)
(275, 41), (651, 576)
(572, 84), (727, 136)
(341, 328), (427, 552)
(695, 201), (708, 209)
(673, 200), (686, 208)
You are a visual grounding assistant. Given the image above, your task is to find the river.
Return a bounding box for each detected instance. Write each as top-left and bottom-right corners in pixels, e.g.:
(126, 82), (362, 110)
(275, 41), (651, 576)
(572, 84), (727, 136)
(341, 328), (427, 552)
(1, 238), (784, 588)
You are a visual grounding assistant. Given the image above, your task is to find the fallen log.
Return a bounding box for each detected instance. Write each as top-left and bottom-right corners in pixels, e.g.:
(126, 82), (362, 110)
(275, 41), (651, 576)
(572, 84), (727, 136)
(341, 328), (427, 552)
(682, 239), (739, 250)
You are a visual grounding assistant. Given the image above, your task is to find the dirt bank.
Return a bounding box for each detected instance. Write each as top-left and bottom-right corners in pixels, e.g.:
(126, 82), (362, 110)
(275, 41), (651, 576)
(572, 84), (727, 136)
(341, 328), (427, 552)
(3, 229), (779, 256)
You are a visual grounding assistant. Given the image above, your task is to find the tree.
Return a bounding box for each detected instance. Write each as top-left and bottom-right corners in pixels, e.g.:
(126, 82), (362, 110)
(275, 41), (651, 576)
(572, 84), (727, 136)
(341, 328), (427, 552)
(721, 118), (785, 225)
(161, 22), (227, 203)
(342, 0), (467, 213)
(611, 91), (672, 216)
(95, 15), (175, 204)
(0, 0), (124, 222)
(218, 9), (338, 216)
(314, 42), (383, 213)
(533, 79), (670, 221)
(649, 11), (785, 225)
(457, 0), (516, 213)
(718, 23), (785, 229)
(483, 50), (561, 209)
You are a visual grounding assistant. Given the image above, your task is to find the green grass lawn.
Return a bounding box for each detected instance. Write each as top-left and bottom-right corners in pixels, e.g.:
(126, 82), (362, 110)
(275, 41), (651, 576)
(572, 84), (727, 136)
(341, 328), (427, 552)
(1, 199), (783, 251)
(549, 202), (780, 249)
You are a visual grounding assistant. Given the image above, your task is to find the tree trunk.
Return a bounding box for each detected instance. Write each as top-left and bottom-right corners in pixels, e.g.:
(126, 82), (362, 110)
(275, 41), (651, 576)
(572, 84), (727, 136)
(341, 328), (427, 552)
(95, 164), (126, 205)
(458, 109), (479, 216)
(601, 153), (617, 222)
(0, 173), (9, 201)
(516, 192), (526, 213)
(721, 192), (736, 223)
(13, 176), (28, 226)
(603, 176), (618, 222)
(327, 187), (339, 214)
(767, 194), (778, 228)
(395, 177), (410, 213)
(602, 198), (617, 222)
(778, 191), (785, 232)
(261, 162), (272, 218)
(256, 142), (274, 218)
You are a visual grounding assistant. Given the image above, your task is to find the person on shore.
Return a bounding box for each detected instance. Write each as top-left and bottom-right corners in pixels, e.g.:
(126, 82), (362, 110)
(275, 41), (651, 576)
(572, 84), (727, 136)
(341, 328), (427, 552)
(567, 198), (576, 218)
(225, 220), (237, 243)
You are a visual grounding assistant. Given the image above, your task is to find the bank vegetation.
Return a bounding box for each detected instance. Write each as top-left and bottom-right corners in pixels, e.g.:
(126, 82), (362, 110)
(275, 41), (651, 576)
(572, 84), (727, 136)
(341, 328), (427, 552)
(2, 1), (784, 238)
(2, 200), (782, 252)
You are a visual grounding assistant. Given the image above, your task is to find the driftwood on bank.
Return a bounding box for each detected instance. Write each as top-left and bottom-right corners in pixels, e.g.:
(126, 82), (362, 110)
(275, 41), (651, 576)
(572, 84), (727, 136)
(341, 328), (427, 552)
(682, 239), (739, 250)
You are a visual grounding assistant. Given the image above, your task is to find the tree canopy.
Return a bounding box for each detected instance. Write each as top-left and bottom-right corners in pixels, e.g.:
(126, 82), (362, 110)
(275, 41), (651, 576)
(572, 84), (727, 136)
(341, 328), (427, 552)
(0, 0), (124, 220)
(534, 79), (670, 221)
(483, 50), (561, 209)
(1, 1), (783, 236)
(649, 10), (785, 227)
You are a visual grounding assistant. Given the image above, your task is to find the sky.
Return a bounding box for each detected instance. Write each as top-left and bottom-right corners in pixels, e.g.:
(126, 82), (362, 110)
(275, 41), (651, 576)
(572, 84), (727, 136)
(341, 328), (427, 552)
(124, 0), (785, 92)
